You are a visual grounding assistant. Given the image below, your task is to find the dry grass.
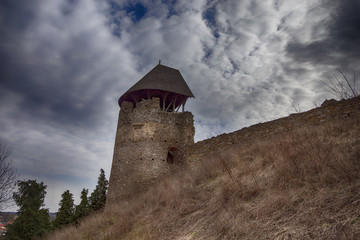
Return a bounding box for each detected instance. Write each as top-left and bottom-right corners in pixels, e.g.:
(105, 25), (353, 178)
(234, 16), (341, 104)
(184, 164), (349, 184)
(46, 116), (360, 240)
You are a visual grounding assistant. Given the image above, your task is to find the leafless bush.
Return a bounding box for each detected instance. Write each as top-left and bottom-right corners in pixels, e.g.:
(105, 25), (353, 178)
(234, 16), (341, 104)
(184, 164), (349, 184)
(288, 97), (302, 113)
(0, 143), (17, 210)
(322, 69), (359, 99)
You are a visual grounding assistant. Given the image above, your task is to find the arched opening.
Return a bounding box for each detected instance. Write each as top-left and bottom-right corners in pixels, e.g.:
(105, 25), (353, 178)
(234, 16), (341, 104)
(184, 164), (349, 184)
(166, 147), (178, 164)
(167, 151), (174, 164)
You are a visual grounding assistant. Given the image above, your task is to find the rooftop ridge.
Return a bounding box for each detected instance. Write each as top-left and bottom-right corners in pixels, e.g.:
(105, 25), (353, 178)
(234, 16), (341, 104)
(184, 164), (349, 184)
(118, 64), (194, 108)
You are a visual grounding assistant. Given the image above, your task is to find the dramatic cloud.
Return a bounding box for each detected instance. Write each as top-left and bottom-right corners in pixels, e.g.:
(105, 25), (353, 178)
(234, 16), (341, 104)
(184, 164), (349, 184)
(286, 0), (360, 68)
(1, 0), (359, 211)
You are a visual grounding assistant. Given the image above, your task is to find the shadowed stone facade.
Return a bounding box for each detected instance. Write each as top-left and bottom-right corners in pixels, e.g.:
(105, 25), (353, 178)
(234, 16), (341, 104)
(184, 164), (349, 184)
(107, 98), (194, 207)
(106, 64), (195, 208)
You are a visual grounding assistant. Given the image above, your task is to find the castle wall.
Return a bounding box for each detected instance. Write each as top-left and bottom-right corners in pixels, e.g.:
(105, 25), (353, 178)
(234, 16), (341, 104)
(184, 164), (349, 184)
(185, 96), (360, 163)
(107, 95), (359, 208)
(107, 98), (194, 207)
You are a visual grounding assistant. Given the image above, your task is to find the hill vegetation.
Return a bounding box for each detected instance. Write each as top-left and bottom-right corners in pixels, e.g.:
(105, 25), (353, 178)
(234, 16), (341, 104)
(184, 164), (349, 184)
(47, 115), (360, 239)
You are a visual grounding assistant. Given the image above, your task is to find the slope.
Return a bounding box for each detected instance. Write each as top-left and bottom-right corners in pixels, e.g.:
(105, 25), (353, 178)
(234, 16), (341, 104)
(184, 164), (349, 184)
(47, 115), (360, 240)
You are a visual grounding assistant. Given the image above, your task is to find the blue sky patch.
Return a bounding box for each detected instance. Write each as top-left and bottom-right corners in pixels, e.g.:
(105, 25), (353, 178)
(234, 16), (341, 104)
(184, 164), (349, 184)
(124, 3), (147, 22)
(203, 6), (219, 39)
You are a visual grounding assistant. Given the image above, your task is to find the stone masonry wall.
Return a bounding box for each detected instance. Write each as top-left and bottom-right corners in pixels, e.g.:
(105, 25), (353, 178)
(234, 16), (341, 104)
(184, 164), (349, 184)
(185, 96), (360, 163)
(107, 95), (360, 208)
(107, 98), (195, 207)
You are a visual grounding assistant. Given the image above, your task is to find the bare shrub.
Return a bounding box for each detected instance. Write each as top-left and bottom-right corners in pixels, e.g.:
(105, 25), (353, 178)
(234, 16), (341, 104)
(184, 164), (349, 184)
(0, 143), (17, 210)
(322, 69), (359, 99)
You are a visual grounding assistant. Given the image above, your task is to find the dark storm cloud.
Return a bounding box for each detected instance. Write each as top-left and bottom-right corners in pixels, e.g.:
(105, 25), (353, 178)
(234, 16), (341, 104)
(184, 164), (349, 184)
(286, 0), (360, 68)
(1, 1), (106, 129)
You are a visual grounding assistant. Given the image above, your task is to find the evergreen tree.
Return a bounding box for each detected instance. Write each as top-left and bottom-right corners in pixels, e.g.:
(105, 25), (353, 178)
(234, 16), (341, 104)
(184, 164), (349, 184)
(74, 188), (90, 224)
(5, 180), (50, 240)
(52, 190), (75, 229)
(89, 169), (108, 211)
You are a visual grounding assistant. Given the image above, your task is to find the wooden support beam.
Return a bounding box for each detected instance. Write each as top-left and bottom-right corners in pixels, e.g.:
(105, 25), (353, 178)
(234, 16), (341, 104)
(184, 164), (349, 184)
(165, 97), (174, 112)
(182, 100), (186, 112)
(179, 97), (186, 112)
(172, 95), (178, 112)
(162, 92), (169, 111)
(131, 94), (137, 103)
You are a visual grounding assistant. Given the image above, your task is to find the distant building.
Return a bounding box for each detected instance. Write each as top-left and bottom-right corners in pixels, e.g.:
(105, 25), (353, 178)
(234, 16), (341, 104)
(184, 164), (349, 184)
(0, 223), (6, 236)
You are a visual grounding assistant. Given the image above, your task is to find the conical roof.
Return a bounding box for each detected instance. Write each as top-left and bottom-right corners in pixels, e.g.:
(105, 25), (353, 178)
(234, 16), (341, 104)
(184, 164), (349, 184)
(119, 64), (194, 106)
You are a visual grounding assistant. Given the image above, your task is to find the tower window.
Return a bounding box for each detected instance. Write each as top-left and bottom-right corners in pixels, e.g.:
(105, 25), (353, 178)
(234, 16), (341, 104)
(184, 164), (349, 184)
(167, 151), (174, 164)
(132, 123), (144, 141)
(166, 147), (178, 164)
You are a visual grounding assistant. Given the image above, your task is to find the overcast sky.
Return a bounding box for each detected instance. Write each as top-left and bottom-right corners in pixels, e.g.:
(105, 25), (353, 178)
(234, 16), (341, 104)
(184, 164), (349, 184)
(1, 0), (359, 212)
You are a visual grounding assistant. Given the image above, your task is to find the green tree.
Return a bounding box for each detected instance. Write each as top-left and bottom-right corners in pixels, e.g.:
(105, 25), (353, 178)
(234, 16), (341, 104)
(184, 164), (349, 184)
(89, 169), (108, 211)
(74, 188), (90, 224)
(52, 190), (75, 229)
(5, 180), (50, 240)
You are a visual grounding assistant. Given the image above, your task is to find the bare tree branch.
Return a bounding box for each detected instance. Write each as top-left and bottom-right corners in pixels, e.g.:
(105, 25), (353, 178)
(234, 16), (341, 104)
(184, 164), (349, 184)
(338, 69), (357, 98)
(322, 70), (359, 100)
(0, 143), (18, 210)
(288, 97), (301, 113)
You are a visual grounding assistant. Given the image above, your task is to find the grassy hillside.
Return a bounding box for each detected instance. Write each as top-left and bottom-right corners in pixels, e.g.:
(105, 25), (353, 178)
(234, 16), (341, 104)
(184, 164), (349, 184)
(47, 115), (360, 240)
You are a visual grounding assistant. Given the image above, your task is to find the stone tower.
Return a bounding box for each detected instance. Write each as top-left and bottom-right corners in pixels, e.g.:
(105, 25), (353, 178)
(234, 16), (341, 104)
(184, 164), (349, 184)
(106, 63), (195, 207)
